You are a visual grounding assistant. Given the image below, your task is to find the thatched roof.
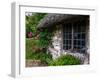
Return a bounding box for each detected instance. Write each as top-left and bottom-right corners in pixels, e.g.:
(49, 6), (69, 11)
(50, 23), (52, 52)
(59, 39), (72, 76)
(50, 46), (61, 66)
(37, 13), (89, 29)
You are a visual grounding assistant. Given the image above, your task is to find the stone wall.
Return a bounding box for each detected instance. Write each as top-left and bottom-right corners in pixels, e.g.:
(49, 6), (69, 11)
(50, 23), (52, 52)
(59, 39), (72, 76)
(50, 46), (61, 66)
(48, 23), (89, 64)
(48, 25), (62, 59)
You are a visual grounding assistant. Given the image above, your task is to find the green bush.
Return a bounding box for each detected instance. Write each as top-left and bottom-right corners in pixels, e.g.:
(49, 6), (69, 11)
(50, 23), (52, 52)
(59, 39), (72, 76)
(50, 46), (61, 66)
(26, 38), (81, 66)
(26, 38), (38, 55)
(26, 13), (47, 38)
(49, 54), (81, 66)
(26, 38), (52, 65)
(37, 29), (53, 48)
(26, 52), (52, 65)
(38, 52), (52, 64)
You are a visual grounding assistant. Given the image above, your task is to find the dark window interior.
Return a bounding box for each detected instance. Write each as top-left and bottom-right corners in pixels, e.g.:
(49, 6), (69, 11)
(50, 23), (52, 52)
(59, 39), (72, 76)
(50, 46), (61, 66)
(63, 21), (86, 53)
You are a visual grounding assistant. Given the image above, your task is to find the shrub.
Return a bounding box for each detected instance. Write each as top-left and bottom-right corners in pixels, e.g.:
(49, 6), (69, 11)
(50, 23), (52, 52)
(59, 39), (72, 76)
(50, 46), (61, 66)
(26, 38), (53, 65)
(26, 38), (38, 56)
(26, 13), (47, 38)
(49, 54), (81, 66)
(38, 52), (52, 64)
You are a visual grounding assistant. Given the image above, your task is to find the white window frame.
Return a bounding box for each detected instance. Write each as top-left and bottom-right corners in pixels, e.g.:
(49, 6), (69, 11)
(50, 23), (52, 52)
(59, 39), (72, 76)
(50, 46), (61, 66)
(11, 2), (96, 78)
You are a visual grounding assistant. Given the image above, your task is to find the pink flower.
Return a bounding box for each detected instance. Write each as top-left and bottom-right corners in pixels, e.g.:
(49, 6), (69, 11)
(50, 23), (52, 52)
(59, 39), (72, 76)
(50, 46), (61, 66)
(28, 32), (33, 38)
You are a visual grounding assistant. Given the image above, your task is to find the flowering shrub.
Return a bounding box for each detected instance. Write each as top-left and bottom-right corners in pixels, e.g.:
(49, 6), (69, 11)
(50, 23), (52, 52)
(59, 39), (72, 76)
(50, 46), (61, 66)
(27, 32), (33, 38)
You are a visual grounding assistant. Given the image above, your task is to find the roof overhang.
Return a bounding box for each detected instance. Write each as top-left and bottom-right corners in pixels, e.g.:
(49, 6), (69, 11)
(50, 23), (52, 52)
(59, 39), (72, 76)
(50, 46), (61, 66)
(37, 13), (89, 29)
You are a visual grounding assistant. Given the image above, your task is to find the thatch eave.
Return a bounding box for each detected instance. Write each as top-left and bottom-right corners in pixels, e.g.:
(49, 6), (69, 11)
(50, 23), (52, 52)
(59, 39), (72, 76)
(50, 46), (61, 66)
(37, 13), (89, 29)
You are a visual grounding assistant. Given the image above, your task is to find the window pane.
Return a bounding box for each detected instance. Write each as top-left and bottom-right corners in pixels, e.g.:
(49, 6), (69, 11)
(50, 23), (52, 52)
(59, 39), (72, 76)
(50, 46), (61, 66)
(68, 40), (71, 45)
(68, 46), (71, 49)
(78, 41), (81, 45)
(82, 41), (85, 46)
(81, 33), (85, 39)
(68, 33), (72, 39)
(63, 23), (72, 50)
(74, 40), (78, 45)
(63, 34), (72, 39)
(74, 33), (81, 39)
(73, 21), (86, 53)
(63, 21), (86, 53)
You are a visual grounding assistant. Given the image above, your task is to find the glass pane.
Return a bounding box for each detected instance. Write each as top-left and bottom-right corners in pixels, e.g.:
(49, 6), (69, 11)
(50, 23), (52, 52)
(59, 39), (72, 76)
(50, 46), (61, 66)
(68, 40), (71, 45)
(74, 33), (81, 39)
(82, 41), (85, 46)
(68, 46), (71, 49)
(74, 40), (78, 45)
(63, 21), (86, 52)
(68, 33), (72, 39)
(78, 41), (81, 45)
(63, 34), (72, 39)
(73, 21), (86, 53)
(63, 23), (72, 50)
(81, 33), (85, 39)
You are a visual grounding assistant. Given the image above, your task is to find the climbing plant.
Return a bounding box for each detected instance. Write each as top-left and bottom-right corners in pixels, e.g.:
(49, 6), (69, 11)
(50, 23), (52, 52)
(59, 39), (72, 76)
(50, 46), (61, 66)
(26, 13), (47, 38)
(37, 28), (54, 49)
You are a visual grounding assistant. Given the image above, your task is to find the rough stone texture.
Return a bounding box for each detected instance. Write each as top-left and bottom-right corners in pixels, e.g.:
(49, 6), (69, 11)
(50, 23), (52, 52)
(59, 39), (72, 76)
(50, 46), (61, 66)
(26, 60), (47, 67)
(37, 14), (89, 29)
(83, 53), (89, 64)
(64, 52), (89, 64)
(48, 25), (62, 59)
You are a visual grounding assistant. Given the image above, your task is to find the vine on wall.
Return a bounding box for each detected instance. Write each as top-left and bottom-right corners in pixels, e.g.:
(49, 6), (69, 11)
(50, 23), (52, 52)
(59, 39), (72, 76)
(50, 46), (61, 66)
(37, 28), (54, 52)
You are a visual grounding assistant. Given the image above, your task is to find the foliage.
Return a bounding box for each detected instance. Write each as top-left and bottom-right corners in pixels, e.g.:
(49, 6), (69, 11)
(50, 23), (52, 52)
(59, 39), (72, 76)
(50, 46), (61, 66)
(26, 39), (81, 66)
(37, 29), (54, 49)
(26, 13), (54, 64)
(26, 52), (52, 64)
(26, 38), (38, 55)
(26, 13), (46, 37)
(26, 38), (52, 65)
(26, 13), (81, 66)
(49, 54), (81, 66)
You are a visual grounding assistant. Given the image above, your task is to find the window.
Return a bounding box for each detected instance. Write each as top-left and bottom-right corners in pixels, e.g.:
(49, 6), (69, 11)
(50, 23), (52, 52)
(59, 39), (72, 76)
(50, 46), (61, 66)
(63, 21), (86, 53)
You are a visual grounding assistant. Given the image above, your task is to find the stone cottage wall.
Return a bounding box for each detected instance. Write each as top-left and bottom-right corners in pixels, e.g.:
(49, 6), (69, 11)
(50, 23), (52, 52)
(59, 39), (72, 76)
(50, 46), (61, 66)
(48, 22), (89, 64)
(86, 19), (90, 54)
(48, 25), (62, 59)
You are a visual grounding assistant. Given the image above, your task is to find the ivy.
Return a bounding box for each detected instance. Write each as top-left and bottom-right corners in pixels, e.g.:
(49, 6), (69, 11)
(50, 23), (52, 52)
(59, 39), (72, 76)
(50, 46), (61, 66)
(37, 28), (53, 49)
(26, 13), (47, 38)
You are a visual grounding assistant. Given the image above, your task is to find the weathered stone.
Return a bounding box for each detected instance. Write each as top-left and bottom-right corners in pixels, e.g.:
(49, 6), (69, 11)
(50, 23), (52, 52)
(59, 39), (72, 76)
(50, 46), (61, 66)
(26, 60), (41, 67)
(26, 59), (48, 67)
(48, 26), (62, 59)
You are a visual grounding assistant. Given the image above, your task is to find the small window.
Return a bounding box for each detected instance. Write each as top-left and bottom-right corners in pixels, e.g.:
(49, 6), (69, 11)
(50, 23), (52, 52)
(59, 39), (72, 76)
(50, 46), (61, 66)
(63, 21), (86, 53)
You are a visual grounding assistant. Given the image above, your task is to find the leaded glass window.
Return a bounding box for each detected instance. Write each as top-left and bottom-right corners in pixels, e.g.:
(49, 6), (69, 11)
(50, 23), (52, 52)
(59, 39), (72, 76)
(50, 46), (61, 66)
(63, 21), (86, 53)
